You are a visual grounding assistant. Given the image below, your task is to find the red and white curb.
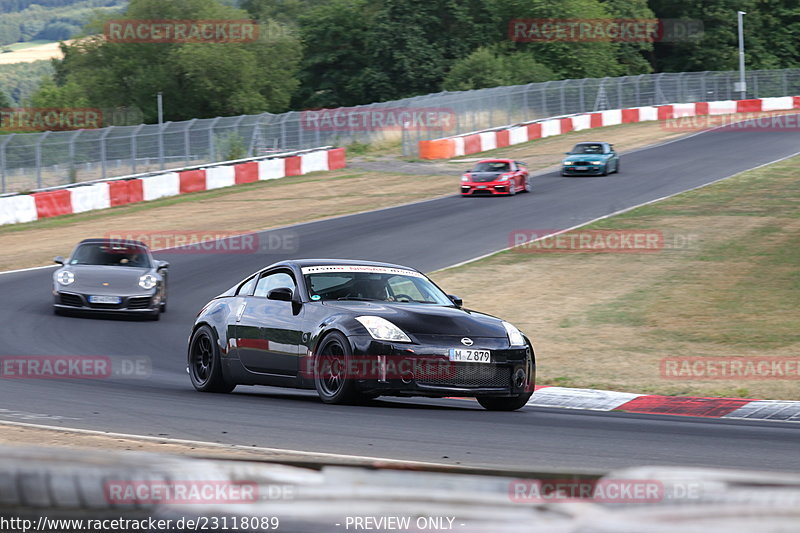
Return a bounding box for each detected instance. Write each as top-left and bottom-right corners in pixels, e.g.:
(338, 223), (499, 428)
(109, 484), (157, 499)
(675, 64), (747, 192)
(529, 386), (800, 422)
(419, 96), (800, 159)
(0, 146), (346, 227)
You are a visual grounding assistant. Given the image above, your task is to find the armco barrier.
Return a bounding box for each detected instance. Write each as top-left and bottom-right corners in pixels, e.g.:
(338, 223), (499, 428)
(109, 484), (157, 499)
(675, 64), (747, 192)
(418, 96), (800, 159)
(0, 146), (346, 226)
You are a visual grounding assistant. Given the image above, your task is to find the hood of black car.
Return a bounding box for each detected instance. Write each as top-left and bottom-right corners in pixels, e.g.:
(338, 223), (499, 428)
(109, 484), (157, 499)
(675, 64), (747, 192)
(323, 301), (508, 337)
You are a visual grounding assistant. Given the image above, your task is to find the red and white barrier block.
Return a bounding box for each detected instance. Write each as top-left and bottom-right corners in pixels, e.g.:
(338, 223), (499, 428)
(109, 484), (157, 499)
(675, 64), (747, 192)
(419, 96), (800, 159)
(0, 147), (346, 226)
(529, 385), (800, 422)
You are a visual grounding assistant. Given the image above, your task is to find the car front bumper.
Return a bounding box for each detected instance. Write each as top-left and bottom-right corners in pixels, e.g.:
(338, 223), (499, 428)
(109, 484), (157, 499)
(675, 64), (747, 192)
(305, 336), (535, 398)
(53, 290), (160, 314)
(562, 164), (606, 175)
(461, 183), (513, 196)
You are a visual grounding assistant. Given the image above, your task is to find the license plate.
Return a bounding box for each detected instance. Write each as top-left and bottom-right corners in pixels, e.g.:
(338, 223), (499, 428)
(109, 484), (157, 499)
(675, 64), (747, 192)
(88, 295), (121, 304)
(477, 186), (487, 189)
(574, 166), (588, 170)
(448, 349), (491, 363)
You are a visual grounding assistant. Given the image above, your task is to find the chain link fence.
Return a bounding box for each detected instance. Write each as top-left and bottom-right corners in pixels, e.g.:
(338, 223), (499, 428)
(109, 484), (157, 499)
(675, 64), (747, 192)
(2, 68), (800, 194)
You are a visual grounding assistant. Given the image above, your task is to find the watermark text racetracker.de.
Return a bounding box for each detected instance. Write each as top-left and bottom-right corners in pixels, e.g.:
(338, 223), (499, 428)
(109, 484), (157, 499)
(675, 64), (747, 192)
(0, 355), (151, 380)
(104, 19), (259, 43)
(663, 111), (800, 132)
(661, 357), (800, 380)
(103, 230), (299, 255)
(509, 18), (703, 42)
(103, 480), (292, 504)
(301, 107), (456, 132)
(509, 229), (701, 253)
(0, 107), (102, 132)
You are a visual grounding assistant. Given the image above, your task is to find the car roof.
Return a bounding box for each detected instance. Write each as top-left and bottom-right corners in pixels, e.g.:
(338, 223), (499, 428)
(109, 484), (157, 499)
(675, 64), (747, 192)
(574, 141), (608, 146)
(477, 158), (513, 163)
(76, 238), (150, 248)
(267, 258), (421, 272)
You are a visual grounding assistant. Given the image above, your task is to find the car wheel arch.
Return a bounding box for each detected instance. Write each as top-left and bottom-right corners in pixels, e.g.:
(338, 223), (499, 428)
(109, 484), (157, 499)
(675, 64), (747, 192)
(311, 327), (353, 355)
(190, 321), (228, 358)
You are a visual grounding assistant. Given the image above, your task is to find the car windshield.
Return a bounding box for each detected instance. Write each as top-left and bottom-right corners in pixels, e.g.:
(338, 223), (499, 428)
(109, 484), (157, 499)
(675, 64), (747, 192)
(472, 161), (510, 172)
(302, 266), (452, 305)
(69, 243), (151, 268)
(571, 144), (604, 154)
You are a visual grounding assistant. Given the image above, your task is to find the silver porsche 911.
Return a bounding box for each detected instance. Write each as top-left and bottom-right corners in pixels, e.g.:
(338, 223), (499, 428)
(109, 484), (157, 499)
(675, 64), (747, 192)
(52, 238), (169, 320)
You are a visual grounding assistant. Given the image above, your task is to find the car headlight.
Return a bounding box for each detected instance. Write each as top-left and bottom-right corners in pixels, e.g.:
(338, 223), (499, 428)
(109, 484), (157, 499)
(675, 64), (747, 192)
(138, 274), (158, 290)
(355, 316), (411, 343)
(563, 161), (574, 165)
(461, 175), (470, 182)
(503, 321), (526, 346)
(590, 160), (603, 165)
(56, 271), (75, 286)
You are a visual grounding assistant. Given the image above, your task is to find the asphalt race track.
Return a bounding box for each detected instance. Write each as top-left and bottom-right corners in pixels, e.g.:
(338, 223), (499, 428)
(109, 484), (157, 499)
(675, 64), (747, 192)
(1, 120), (799, 473)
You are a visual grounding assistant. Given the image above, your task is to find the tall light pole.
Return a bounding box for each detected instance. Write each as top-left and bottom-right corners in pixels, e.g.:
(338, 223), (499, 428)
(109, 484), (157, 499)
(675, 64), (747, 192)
(736, 11), (747, 99)
(157, 91), (165, 170)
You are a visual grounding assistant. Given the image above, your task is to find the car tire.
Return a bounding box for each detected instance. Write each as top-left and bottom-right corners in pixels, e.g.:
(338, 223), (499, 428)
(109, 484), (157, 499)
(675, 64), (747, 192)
(601, 165), (608, 176)
(160, 300), (167, 313)
(314, 331), (369, 405)
(188, 325), (236, 393)
(148, 309), (160, 321)
(615, 159), (620, 173)
(477, 393), (532, 411)
(522, 176), (532, 193)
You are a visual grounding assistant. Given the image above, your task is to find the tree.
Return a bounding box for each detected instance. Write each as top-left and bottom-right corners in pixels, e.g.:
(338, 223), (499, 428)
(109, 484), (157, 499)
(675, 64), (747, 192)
(0, 89), (11, 108)
(359, 0), (498, 102)
(293, 0), (377, 108)
(240, 0), (324, 26)
(602, 0), (654, 75)
(33, 0), (302, 122)
(649, 0), (800, 72)
(442, 45), (556, 91)
(487, 0), (627, 79)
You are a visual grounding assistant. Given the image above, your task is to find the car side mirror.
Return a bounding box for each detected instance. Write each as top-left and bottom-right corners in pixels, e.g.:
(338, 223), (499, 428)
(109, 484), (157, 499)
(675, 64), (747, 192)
(54, 256), (64, 265)
(156, 260), (170, 270)
(564, 152), (571, 155)
(267, 287), (294, 302)
(447, 294), (463, 307)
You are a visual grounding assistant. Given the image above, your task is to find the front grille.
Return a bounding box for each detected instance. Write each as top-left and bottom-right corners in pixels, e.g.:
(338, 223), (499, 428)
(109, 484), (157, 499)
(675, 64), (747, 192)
(59, 293), (84, 307)
(127, 296), (152, 309)
(470, 190), (494, 196)
(471, 174), (500, 183)
(417, 364), (511, 388)
(88, 301), (123, 309)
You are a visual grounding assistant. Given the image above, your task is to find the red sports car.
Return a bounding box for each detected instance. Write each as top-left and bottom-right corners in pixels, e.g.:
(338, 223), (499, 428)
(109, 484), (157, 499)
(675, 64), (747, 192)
(460, 159), (531, 196)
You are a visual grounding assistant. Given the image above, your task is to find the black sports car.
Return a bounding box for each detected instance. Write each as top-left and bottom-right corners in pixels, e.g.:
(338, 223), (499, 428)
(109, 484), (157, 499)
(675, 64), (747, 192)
(188, 259), (536, 410)
(53, 238), (169, 320)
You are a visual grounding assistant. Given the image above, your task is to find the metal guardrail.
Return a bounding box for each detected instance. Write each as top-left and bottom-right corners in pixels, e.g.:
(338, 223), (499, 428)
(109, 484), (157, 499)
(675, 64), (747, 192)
(1, 68), (799, 193)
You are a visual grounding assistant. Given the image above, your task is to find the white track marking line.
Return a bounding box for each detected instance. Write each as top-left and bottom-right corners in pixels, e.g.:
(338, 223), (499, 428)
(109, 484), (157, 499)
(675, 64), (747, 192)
(0, 418), (459, 468)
